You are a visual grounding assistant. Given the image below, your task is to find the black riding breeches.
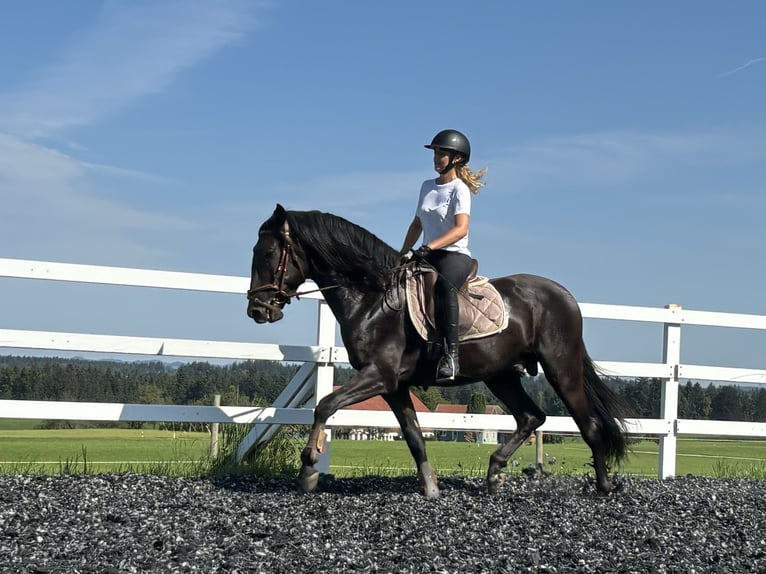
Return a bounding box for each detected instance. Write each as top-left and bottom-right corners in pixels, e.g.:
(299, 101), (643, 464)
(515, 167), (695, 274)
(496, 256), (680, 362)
(424, 249), (473, 312)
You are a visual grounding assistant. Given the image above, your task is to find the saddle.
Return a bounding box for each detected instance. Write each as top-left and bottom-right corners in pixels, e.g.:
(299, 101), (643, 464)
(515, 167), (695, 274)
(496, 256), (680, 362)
(405, 261), (508, 343)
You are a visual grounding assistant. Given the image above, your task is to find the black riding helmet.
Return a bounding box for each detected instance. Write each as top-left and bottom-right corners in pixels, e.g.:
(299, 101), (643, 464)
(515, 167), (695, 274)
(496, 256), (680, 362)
(424, 129), (471, 163)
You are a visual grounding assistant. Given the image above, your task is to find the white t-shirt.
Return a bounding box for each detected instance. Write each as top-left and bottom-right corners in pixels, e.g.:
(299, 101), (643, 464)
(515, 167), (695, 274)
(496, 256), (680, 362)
(415, 178), (471, 256)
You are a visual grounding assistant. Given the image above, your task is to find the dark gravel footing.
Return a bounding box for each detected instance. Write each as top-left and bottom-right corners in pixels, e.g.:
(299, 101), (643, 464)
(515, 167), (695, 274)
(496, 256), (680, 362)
(0, 473), (764, 573)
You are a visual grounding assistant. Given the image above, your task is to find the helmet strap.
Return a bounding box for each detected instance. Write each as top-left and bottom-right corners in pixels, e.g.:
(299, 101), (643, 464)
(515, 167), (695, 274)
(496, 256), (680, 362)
(438, 151), (459, 175)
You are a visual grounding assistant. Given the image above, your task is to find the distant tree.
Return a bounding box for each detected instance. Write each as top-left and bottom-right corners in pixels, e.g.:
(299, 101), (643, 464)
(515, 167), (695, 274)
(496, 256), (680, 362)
(518, 375), (567, 415)
(412, 387), (446, 411)
(440, 384), (480, 406)
(137, 383), (166, 405)
(750, 388), (766, 422)
(679, 381), (711, 419)
(468, 391), (486, 414)
(710, 385), (743, 421)
(333, 366), (356, 386)
(621, 378), (661, 418)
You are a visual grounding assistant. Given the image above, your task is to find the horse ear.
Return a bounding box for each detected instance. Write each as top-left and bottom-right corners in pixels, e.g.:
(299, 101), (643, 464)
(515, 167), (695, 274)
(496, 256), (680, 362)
(273, 204), (287, 224)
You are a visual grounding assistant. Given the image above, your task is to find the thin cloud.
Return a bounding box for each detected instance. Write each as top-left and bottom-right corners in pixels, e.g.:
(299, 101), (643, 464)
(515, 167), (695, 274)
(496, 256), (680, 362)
(274, 171), (420, 211)
(81, 161), (178, 185)
(0, 1), (257, 266)
(0, 133), (195, 230)
(208, 126), (766, 248)
(718, 57), (766, 78)
(0, 0), (256, 137)
(491, 128), (766, 196)
(0, 132), (200, 265)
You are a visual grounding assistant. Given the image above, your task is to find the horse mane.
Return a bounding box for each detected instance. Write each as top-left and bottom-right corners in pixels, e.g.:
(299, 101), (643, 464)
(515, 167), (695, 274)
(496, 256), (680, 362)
(285, 210), (400, 291)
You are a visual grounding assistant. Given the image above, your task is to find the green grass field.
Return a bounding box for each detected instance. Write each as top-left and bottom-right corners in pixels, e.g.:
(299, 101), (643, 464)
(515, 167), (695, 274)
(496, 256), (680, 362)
(1, 420), (765, 478)
(0, 421), (210, 474)
(326, 436), (766, 478)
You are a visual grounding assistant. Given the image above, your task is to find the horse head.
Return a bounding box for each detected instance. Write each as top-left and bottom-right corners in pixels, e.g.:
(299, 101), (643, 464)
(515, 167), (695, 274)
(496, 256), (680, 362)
(246, 204), (307, 323)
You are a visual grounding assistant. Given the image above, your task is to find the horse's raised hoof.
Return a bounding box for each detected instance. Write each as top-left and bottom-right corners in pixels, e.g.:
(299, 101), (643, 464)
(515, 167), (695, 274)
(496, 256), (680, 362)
(487, 472), (506, 495)
(298, 466), (320, 493)
(418, 462), (440, 499)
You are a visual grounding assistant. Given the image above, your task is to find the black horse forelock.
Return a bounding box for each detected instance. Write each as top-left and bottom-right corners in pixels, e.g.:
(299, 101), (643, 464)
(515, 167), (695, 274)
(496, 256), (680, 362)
(284, 210), (400, 290)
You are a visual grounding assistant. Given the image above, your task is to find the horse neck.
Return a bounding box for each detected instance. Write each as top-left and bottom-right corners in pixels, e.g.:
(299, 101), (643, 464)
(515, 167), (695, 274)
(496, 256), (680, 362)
(309, 268), (372, 309)
(306, 266), (387, 330)
(297, 230), (395, 327)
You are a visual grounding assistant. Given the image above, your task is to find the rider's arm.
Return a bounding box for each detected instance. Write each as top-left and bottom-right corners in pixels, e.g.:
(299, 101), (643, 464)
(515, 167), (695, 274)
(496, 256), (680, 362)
(400, 216), (423, 254)
(424, 213), (469, 251)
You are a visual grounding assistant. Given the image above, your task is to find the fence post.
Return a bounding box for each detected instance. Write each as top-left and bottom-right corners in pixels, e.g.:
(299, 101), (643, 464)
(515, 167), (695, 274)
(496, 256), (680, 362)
(313, 299), (335, 474)
(210, 394), (221, 460)
(535, 431), (544, 466)
(659, 304), (682, 479)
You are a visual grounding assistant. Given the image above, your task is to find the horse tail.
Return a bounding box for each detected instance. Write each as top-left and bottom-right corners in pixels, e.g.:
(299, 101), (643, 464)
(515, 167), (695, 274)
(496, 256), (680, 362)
(582, 352), (633, 464)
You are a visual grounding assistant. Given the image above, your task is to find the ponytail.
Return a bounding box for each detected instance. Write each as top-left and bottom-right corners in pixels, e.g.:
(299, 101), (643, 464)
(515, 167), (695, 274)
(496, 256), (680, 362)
(456, 163), (487, 194)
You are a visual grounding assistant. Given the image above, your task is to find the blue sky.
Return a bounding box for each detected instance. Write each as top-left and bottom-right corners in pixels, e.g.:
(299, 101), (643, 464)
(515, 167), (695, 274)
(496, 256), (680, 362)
(1, 1), (765, 370)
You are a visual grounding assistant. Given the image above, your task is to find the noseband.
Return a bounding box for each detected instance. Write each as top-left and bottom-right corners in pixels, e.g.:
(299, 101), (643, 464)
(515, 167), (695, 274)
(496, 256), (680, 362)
(247, 220), (307, 309)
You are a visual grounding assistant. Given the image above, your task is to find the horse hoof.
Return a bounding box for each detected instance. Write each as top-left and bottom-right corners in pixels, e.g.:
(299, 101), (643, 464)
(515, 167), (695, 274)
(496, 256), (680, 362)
(298, 468), (320, 493)
(422, 483), (440, 499)
(597, 482), (612, 495)
(418, 462), (440, 499)
(487, 472), (506, 495)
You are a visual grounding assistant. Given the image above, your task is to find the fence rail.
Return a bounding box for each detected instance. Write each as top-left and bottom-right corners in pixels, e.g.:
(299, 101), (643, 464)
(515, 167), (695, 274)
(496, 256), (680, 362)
(2, 257), (766, 479)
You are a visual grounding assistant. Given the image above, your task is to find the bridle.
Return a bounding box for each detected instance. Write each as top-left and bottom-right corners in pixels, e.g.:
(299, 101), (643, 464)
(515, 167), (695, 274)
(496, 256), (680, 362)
(247, 220), (306, 309)
(246, 219), (338, 312)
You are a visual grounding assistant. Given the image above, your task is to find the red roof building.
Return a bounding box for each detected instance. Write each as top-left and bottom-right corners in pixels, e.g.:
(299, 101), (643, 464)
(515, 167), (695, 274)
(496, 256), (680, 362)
(434, 403), (506, 415)
(333, 387), (430, 412)
(433, 403), (507, 444)
(332, 386), (431, 440)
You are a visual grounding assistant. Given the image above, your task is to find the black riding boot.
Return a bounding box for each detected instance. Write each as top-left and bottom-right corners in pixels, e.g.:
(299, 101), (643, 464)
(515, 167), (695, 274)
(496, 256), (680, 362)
(435, 287), (460, 383)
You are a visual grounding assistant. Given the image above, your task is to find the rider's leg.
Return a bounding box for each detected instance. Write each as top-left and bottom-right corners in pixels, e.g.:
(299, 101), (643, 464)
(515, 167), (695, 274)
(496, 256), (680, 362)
(429, 251), (472, 382)
(435, 283), (460, 382)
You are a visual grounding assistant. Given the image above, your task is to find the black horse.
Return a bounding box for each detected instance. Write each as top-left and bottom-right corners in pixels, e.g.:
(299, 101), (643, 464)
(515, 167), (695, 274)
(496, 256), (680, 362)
(247, 204), (632, 497)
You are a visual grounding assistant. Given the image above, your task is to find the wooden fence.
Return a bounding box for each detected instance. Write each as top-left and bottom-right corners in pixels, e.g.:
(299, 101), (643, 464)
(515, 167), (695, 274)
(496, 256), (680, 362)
(1, 257), (766, 478)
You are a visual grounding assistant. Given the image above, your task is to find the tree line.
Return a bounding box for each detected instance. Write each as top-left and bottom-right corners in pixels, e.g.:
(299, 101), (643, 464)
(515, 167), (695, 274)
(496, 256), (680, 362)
(1, 355), (764, 424)
(519, 375), (766, 423)
(0, 355), (305, 408)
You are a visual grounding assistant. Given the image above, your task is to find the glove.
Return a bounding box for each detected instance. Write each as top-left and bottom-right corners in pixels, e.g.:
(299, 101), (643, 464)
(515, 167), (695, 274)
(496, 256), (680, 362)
(399, 250), (414, 265)
(412, 244), (432, 261)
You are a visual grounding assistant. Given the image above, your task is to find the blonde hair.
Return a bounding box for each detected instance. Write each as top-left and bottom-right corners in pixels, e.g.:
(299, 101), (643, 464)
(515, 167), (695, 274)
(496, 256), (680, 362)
(456, 163), (487, 194)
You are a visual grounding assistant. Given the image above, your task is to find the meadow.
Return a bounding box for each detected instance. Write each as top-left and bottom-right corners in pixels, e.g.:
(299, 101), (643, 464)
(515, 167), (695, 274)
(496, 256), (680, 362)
(1, 419), (765, 478)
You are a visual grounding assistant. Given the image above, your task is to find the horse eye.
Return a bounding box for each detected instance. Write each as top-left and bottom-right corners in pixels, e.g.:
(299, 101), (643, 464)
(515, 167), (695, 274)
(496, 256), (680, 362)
(255, 246), (274, 260)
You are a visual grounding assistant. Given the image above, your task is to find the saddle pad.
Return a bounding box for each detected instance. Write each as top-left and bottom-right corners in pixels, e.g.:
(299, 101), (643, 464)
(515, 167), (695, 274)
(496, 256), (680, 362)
(405, 270), (509, 342)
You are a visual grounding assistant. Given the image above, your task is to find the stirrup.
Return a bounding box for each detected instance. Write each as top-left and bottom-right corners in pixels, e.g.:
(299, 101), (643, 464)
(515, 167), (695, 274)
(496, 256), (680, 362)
(435, 354), (458, 382)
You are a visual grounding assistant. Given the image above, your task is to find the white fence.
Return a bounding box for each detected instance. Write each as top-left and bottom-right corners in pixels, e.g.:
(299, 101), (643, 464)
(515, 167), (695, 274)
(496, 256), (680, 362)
(1, 257), (766, 479)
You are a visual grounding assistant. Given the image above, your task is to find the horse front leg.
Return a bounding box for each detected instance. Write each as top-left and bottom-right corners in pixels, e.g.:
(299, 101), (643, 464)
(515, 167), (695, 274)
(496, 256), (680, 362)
(384, 388), (439, 499)
(298, 421), (329, 493)
(299, 366), (386, 493)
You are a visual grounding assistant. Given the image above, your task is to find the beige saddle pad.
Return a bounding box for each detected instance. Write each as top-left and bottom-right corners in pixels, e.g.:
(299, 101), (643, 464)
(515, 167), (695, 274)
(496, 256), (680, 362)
(405, 267), (508, 342)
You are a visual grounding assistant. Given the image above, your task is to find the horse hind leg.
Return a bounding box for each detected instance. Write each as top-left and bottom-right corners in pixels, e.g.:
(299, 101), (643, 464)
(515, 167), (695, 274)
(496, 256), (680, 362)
(484, 373), (546, 495)
(542, 356), (623, 494)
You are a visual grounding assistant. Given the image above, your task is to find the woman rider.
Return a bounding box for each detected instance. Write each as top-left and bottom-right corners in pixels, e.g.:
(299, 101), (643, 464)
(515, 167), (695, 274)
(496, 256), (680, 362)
(400, 129), (486, 382)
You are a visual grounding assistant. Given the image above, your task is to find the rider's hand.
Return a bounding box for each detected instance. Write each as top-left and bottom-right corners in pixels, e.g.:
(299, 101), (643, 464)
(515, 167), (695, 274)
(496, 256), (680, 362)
(412, 245), (432, 261)
(399, 250), (414, 265)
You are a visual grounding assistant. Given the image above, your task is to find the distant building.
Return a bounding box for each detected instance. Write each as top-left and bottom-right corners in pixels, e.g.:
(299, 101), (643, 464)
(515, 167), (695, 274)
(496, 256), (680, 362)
(434, 403), (507, 444)
(333, 386), (432, 441)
